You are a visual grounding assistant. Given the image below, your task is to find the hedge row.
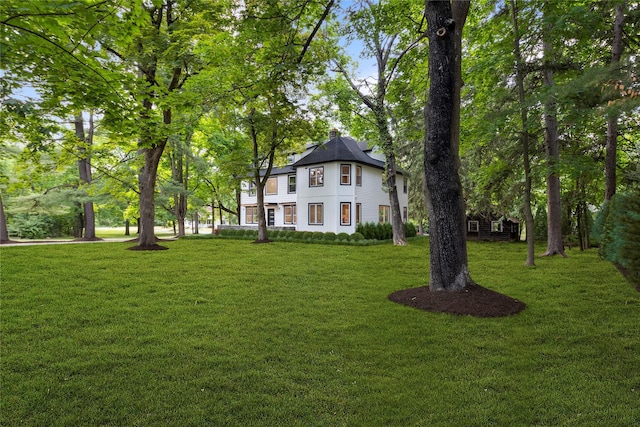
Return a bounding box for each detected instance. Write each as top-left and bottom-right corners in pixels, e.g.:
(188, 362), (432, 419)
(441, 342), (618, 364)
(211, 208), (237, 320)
(355, 221), (417, 240)
(217, 228), (365, 243)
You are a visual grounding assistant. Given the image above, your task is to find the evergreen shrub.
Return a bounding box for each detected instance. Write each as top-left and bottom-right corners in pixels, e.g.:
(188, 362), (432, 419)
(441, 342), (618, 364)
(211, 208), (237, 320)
(337, 232), (350, 241)
(404, 222), (417, 238)
(302, 232), (314, 240)
(350, 232), (364, 241)
(312, 232), (325, 240)
(323, 232), (336, 241)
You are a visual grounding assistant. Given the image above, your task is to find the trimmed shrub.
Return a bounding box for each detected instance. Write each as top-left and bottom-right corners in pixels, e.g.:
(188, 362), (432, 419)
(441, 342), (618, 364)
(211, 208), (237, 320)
(302, 231), (314, 240)
(404, 222), (417, 238)
(244, 229), (257, 237)
(323, 232), (337, 241)
(337, 232), (350, 241)
(269, 230), (280, 239)
(312, 231), (325, 240)
(293, 231), (306, 240)
(350, 232), (364, 241)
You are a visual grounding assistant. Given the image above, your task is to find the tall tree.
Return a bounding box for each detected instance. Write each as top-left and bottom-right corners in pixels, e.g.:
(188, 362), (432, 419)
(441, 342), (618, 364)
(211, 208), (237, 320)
(509, 0), (536, 266)
(605, 1), (626, 201)
(423, 0), (474, 291)
(332, 0), (427, 246)
(541, 1), (566, 257)
(73, 112), (99, 240)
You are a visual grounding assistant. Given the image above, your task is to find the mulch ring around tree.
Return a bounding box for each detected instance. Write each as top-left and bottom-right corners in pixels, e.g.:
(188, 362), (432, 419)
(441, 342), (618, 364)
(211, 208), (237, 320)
(388, 283), (526, 318)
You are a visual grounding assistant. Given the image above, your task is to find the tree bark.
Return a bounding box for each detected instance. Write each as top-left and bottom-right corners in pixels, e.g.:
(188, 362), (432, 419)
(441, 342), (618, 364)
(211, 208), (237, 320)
(510, 0), (535, 266)
(137, 143), (167, 248)
(74, 112), (98, 240)
(541, 4), (566, 258)
(0, 191), (10, 243)
(424, 0), (475, 291)
(376, 111), (407, 246)
(605, 1), (625, 202)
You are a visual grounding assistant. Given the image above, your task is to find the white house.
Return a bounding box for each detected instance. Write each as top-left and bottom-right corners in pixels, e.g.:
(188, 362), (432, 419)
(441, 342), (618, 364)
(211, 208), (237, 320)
(239, 135), (409, 234)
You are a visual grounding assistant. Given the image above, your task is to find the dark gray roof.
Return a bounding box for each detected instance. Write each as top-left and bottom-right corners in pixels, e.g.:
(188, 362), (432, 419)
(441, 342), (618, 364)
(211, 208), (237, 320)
(259, 165), (295, 176)
(293, 136), (387, 170)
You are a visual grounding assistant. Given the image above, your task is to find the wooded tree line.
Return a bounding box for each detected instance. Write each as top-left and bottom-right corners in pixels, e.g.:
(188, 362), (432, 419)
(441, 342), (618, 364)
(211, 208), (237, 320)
(1, 1), (638, 268)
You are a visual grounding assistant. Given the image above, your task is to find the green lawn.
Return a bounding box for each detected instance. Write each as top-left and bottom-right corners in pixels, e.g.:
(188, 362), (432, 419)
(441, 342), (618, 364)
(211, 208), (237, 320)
(1, 238), (638, 426)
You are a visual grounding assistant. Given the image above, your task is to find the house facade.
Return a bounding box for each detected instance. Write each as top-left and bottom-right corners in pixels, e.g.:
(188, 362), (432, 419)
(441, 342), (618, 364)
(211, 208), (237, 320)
(240, 135), (409, 234)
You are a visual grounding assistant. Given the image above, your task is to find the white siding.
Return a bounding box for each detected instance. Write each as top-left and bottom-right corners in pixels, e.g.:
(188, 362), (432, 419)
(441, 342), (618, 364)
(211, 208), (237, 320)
(239, 156), (409, 232)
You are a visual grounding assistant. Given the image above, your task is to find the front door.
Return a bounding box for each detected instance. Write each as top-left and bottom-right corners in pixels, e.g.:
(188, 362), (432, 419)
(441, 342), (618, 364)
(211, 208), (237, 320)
(267, 208), (275, 226)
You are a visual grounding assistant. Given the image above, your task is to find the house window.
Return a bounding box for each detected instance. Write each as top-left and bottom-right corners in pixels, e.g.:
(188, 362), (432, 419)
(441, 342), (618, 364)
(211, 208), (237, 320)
(309, 203), (323, 225)
(356, 203), (362, 224)
(491, 221), (503, 233)
(403, 178), (407, 194)
(288, 175), (296, 193)
(468, 220), (479, 232)
(340, 202), (351, 226)
(379, 205), (390, 223)
(284, 205), (297, 224)
(403, 206), (408, 222)
(245, 206), (258, 224)
(309, 167), (324, 187)
(248, 181), (256, 196)
(341, 164), (351, 185)
(265, 177), (277, 195)
(356, 166), (362, 186)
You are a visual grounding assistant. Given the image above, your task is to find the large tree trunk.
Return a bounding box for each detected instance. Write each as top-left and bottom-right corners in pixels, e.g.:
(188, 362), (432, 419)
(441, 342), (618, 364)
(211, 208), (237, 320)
(135, 143), (167, 249)
(605, 1), (625, 202)
(541, 6), (566, 258)
(73, 113), (98, 240)
(510, 0), (535, 266)
(0, 191), (10, 243)
(424, 0), (475, 292)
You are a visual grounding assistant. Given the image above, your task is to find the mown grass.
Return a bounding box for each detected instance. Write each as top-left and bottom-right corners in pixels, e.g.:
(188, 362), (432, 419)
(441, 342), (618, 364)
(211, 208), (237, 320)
(1, 238), (638, 426)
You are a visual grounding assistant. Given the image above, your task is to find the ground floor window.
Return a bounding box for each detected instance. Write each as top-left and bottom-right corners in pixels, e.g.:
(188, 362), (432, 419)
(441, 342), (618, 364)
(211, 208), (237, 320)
(468, 220), (479, 232)
(309, 203), (323, 225)
(284, 205), (297, 224)
(403, 206), (408, 222)
(356, 203), (362, 224)
(378, 205), (390, 223)
(245, 206), (258, 224)
(491, 221), (503, 233)
(340, 202), (351, 226)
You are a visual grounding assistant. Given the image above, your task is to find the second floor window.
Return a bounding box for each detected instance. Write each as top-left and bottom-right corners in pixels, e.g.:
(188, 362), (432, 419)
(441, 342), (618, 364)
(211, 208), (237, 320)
(309, 167), (324, 187)
(265, 177), (277, 195)
(356, 166), (362, 186)
(341, 164), (351, 185)
(288, 175), (296, 193)
(248, 181), (256, 196)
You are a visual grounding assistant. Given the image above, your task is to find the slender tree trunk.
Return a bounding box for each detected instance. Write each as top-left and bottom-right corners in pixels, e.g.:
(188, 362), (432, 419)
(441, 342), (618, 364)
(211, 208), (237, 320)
(541, 4), (566, 257)
(125, 219), (130, 236)
(424, 0), (475, 291)
(376, 112), (407, 246)
(171, 150), (187, 237)
(0, 191), (10, 243)
(510, 0), (535, 266)
(74, 112), (98, 240)
(194, 212), (199, 234)
(248, 109), (275, 242)
(605, 1), (625, 202)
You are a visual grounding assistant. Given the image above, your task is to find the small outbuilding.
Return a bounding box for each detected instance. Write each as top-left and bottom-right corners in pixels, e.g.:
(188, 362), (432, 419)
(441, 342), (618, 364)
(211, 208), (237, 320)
(466, 215), (520, 242)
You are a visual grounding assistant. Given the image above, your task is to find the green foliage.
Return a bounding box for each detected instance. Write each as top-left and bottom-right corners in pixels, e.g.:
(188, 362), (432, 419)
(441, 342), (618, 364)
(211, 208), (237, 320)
(595, 192), (640, 285)
(7, 213), (75, 239)
(534, 206), (548, 241)
(336, 232), (350, 241)
(322, 232), (337, 241)
(302, 231), (314, 241)
(2, 239), (636, 426)
(404, 221), (417, 238)
(349, 232), (364, 241)
(312, 231), (325, 240)
(356, 222), (393, 240)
